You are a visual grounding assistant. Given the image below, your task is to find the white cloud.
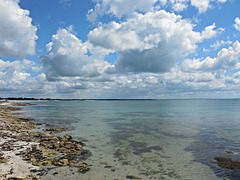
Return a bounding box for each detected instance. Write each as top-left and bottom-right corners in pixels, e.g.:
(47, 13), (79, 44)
(88, 10), (221, 73)
(201, 23), (224, 39)
(88, 0), (229, 22)
(190, 0), (228, 13)
(234, 17), (240, 32)
(182, 41), (240, 71)
(1, 57), (240, 98)
(87, 0), (157, 22)
(40, 28), (112, 81)
(0, 58), (96, 98)
(0, 59), (46, 95)
(172, 2), (188, 12)
(0, 0), (37, 58)
(191, 0), (210, 13)
(210, 40), (232, 50)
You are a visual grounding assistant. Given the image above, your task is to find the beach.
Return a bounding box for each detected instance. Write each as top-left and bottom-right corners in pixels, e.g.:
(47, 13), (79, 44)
(0, 102), (90, 179)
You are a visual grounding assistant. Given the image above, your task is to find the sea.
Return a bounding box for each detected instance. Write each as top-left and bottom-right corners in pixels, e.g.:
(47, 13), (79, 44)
(16, 99), (240, 180)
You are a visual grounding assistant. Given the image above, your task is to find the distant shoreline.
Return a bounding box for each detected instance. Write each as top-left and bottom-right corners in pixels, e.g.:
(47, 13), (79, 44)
(2, 97), (240, 101)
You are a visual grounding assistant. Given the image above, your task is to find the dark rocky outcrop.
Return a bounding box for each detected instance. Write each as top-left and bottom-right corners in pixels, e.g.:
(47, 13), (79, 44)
(215, 157), (240, 169)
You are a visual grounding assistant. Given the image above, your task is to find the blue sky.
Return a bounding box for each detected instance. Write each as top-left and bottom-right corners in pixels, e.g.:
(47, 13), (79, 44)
(0, 0), (240, 98)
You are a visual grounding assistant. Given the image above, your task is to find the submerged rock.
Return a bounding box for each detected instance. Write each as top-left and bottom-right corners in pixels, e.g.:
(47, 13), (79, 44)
(45, 128), (67, 132)
(126, 175), (142, 179)
(215, 157), (240, 169)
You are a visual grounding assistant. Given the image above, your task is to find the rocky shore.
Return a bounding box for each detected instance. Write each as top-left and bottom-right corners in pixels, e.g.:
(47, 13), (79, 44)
(0, 102), (90, 179)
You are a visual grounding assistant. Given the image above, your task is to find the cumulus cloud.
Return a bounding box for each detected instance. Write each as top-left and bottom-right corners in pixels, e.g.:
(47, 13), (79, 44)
(87, 0), (157, 22)
(163, 66), (231, 94)
(0, 0), (37, 58)
(88, 10), (221, 73)
(0, 58), (96, 98)
(0, 58), (47, 96)
(0, 57), (238, 98)
(88, 0), (229, 22)
(158, 0), (228, 13)
(210, 40), (232, 50)
(182, 41), (240, 71)
(172, 2), (188, 12)
(234, 17), (240, 32)
(190, 0), (210, 13)
(40, 28), (112, 81)
(190, 0), (228, 13)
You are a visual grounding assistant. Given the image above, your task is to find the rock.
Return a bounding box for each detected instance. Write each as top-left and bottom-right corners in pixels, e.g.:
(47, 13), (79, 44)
(41, 161), (51, 166)
(52, 159), (69, 166)
(104, 165), (112, 168)
(68, 160), (77, 167)
(126, 175), (142, 179)
(75, 143), (83, 150)
(215, 157), (240, 169)
(225, 150), (233, 154)
(45, 128), (67, 132)
(0, 104), (90, 172)
(100, 162), (108, 165)
(32, 160), (39, 166)
(0, 156), (9, 163)
(78, 161), (88, 172)
(60, 159), (69, 166)
(63, 134), (72, 141)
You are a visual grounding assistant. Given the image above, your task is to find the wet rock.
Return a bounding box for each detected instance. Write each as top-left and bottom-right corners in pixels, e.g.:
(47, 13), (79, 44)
(18, 117), (34, 122)
(126, 175), (142, 179)
(52, 158), (69, 166)
(11, 103), (35, 106)
(45, 128), (67, 132)
(215, 157), (240, 169)
(78, 161), (89, 172)
(68, 160), (77, 167)
(100, 162), (108, 165)
(225, 150), (233, 154)
(6, 177), (23, 180)
(60, 159), (69, 166)
(0, 156), (9, 163)
(104, 165), (113, 168)
(62, 134), (72, 141)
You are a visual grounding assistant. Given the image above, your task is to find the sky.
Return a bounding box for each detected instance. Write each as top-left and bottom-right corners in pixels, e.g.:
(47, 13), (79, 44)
(0, 0), (240, 99)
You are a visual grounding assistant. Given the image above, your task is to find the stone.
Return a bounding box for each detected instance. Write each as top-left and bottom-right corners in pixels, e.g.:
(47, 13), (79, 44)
(45, 128), (67, 132)
(68, 160), (77, 167)
(126, 175), (142, 179)
(0, 156), (9, 164)
(52, 159), (69, 166)
(225, 150), (233, 154)
(63, 134), (72, 141)
(78, 161), (88, 172)
(100, 162), (108, 165)
(215, 157), (240, 169)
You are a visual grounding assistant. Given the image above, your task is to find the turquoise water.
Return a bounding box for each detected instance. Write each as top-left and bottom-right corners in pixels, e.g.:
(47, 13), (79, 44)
(18, 99), (240, 179)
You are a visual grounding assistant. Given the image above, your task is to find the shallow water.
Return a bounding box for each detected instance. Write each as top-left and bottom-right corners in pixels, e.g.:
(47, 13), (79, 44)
(18, 99), (240, 179)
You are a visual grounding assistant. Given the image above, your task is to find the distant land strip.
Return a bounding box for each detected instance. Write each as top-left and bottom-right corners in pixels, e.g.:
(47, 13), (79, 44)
(0, 97), (154, 101)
